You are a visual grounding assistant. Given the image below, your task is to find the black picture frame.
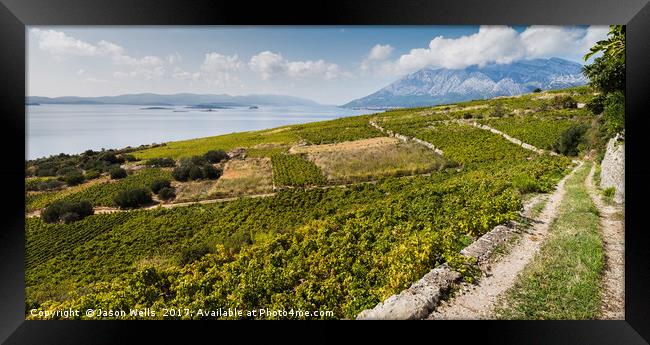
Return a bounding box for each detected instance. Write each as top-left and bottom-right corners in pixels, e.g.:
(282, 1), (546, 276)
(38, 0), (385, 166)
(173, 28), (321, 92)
(1, 0), (649, 343)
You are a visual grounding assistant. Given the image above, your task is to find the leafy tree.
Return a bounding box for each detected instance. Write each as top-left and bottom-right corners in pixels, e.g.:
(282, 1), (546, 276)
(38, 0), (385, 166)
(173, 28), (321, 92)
(64, 171), (85, 186)
(146, 158), (176, 168)
(602, 91), (625, 137)
(113, 188), (152, 209)
(84, 169), (102, 180)
(553, 124), (588, 156)
(157, 187), (176, 201)
(41, 200), (93, 224)
(533, 88), (542, 93)
(203, 150), (229, 163)
(109, 167), (127, 179)
(150, 179), (171, 194)
(583, 25), (625, 140)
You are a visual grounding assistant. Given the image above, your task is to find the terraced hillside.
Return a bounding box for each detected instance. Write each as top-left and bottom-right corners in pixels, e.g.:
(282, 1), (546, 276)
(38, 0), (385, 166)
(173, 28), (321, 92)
(26, 86), (602, 319)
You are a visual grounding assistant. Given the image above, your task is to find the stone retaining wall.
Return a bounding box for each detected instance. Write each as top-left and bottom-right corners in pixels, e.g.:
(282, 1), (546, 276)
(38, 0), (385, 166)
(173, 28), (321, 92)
(600, 134), (624, 204)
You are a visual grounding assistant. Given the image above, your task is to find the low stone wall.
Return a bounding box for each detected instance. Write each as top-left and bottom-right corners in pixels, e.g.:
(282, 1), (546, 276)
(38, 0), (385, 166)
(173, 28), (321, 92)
(600, 134), (624, 204)
(356, 222), (518, 320)
(469, 121), (554, 155)
(369, 121), (445, 156)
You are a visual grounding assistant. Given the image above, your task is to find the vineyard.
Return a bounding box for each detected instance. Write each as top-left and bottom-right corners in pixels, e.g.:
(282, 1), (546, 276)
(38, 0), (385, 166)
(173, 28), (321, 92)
(478, 117), (581, 150)
(271, 154), (326, 187)
(26, 86), (595, 319)
(57, 168), (172, 207)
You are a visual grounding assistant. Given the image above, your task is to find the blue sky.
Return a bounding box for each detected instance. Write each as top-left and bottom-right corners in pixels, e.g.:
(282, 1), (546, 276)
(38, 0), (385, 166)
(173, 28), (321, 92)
(27, 26), (608, 105)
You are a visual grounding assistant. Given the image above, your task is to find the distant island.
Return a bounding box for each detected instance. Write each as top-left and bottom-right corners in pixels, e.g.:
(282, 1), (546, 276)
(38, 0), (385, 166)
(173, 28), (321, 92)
(140, 106), (172, 110)
(26, 93), (320, 108)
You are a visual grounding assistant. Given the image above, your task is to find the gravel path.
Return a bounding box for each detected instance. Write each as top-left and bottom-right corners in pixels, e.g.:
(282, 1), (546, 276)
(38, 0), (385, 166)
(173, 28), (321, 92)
(427, 161), (583, 319)
(585, 163), (625, 319)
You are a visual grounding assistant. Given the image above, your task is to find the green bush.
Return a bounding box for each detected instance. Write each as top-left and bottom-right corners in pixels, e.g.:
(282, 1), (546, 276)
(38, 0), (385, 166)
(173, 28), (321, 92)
(84, 170), (102, 180)
(603, 187), (616, 198)
(512, 174), (541, 194)
(41, 200), (93, 224)
(553, 124), (588, 156)
(26, 179), (64, 191)
(157, 187), (176, 201)
(551, 95), (578, 110)
(601, 91), (624, 137)
(64, 172), (85, 186)
(171, 157), (223, 182)
(586, 94), (606, 115)
(99, 152), (125, 164)
(463, 113), (473, 119)
(533, 88), (543, 93)
(146, 158), (176, 168)
(179, 243), (215, 266)
(150, 179), (171, 194)
(109, 167), (127, 179)
(121, 154), (137, 162)
(203, 150), (229, 163)
(113, 188), (152, 209)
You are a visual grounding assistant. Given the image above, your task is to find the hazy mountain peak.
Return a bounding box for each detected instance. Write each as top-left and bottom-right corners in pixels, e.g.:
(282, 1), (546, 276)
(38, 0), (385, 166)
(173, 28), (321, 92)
(343, 58), (587, 108)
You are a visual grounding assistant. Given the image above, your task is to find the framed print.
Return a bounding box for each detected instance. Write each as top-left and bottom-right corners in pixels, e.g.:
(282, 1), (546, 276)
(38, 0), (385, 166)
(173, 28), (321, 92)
(1, 0), (649, 343)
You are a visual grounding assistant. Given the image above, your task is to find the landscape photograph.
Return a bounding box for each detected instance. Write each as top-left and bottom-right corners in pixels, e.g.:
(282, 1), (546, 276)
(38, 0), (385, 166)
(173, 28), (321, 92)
(25, 25), (625, 320)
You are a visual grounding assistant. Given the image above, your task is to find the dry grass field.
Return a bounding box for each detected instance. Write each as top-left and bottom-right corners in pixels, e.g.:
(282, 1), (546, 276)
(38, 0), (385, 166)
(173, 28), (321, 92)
(210, 158), (274, 197)
(292, 137), (447, 184)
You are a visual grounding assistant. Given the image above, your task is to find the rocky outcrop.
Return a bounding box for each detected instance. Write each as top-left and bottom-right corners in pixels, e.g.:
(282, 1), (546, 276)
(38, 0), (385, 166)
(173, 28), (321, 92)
(600, 134), (624, 204)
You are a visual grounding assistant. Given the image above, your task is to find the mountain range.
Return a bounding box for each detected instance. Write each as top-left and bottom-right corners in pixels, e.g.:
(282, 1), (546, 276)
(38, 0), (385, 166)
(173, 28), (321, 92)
(26, 93), (320, 107)
(343, 58), (587, 108)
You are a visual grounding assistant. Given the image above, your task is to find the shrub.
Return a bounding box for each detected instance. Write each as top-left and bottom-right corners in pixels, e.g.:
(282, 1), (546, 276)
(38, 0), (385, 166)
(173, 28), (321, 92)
(122, 154), (137, 162)
(553, 124), (588, 156)
(113, 188), (153, 209)
(189, 166), (204, 180)
(512, 174), (541, 194)
(551, 95), (578, 110)
(533, 88), (543, 93)
(157, 187), (176, 201)
(204, 165), (222, 179)
(172, 157), (223, 182)
(26, 179), (64, 191)
(41, 200), (93, 224)
(603, 187), (616, 198)
(150, 179), (171, 194)
(179, 243), (215, 266)
(203, 150), (229, 163)
(109, 167), (127, 179)
(463, 113), (473, 119)
(64, 171), (85, 186)
(146, 158), (176, 168)
(99, 152), (125, 164)
(586, 94), (606, 115)
(492, 103), (505, 117)
(84, 170), (102, 180)
(171, 165), (191, 181)
(601, 91), (624, 137)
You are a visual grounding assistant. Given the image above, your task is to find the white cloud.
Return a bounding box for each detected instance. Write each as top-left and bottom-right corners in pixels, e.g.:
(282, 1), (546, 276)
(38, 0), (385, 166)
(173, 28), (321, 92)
(31, 28), (100, 57)
(191, 52), (243, 86)
(249, 51), (287, 80)
(249, 51), (346, 80)
(379, 25), (609, 75)
(31, 28), (180, 81)
(368, 44), (394, 61)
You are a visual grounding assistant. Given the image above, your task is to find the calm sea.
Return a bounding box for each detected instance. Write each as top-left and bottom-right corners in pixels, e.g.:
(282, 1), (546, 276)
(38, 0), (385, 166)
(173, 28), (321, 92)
(26, 104), (381, 160)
